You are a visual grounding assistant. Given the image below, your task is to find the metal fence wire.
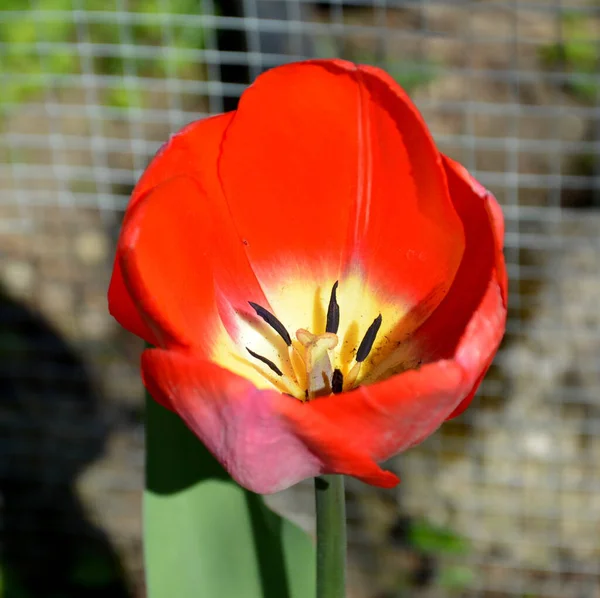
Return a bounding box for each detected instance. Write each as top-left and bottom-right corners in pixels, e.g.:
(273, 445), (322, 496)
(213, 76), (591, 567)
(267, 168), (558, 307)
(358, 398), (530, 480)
(1, 0), (600, 596)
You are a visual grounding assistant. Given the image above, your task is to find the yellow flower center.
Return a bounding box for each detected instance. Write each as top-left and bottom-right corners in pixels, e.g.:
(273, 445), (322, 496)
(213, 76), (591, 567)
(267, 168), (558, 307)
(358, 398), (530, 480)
(212, 275), (422, 401)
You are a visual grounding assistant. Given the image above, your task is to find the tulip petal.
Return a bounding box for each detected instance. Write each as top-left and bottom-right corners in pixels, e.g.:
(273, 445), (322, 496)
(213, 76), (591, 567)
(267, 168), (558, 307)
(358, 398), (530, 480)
(135, 112), (275, 341)
(141, 348), (404, 492)
(281, 359), (468, 475)
(108, 257), (159, 346)
(129, 113), (234, 211)
(133, 112), (272, 317)
(413, 155), (507, 417)
(218, 59), (464, 330)
(110, 111), (265, 347)
(141, 348), (470, 491)
(141, 349), (322, 494)
(118, 176), (221, 351)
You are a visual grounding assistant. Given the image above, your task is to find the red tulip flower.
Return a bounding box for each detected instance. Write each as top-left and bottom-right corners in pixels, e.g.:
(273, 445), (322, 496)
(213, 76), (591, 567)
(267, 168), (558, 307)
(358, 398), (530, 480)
(108, 59), (507, 494)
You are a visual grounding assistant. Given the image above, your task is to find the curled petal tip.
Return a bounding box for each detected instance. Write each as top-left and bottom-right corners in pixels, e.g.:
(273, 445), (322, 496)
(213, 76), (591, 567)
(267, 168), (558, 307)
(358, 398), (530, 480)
(361, 468), (400, 489)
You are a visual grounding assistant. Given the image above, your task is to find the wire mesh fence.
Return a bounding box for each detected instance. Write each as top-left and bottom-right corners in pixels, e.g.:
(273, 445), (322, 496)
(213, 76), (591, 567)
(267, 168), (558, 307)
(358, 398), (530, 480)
(1, 0), (599, 596)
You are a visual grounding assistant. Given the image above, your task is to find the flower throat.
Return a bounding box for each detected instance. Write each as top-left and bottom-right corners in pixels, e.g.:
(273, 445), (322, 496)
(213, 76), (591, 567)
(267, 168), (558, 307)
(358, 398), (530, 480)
(246, 282), (382, 401)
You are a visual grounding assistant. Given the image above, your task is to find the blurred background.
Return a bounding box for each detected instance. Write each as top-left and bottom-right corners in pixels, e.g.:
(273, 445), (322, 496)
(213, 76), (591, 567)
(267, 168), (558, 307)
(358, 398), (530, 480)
(1, 0), (599, 596)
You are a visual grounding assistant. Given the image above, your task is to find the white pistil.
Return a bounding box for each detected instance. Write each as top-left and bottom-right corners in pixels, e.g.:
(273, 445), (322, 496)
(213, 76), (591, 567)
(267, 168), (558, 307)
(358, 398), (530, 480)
(289, 343), (308, 394)
(297, 329), (338, 399)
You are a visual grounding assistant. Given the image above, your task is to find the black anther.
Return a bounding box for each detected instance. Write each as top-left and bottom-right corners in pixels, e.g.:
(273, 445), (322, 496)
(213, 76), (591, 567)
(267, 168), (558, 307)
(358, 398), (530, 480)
(325, 281), (340, 334)
(356, 314), (382, 362)
(246, 347), (283, 376)
(332, 368), (344, 394)
(248, 301), (292, 346)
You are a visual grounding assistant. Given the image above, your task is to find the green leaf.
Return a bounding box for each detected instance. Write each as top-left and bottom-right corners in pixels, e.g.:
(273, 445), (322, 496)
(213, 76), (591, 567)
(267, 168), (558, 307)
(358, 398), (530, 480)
(70, 547), (120, 587)
(438, 565), (475, 591)
(0, 562), (33, 598)
(145, 394), (316, 598)
(409, 519), (470, 556)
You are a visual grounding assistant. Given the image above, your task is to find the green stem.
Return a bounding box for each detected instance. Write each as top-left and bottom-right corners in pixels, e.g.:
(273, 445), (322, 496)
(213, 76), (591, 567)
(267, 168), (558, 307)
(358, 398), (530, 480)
(315, 475), (347, 598)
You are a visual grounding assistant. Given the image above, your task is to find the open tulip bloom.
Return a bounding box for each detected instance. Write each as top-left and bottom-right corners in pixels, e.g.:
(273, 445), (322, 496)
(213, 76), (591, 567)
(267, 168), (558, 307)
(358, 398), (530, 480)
(109, 59), (506, 498)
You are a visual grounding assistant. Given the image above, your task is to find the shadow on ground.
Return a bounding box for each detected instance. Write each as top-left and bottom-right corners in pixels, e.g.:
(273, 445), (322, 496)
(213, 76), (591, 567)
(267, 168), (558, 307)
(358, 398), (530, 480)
(0, 286), (132, 598)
